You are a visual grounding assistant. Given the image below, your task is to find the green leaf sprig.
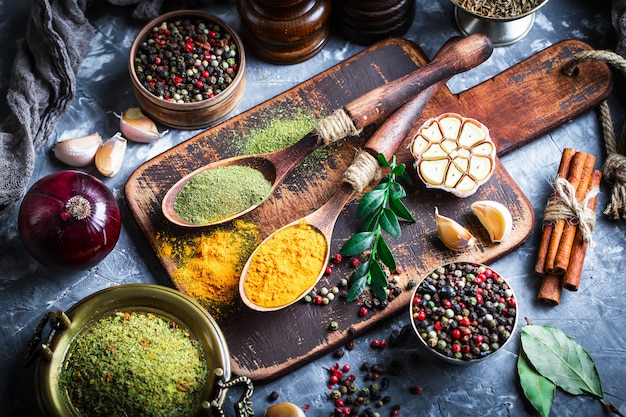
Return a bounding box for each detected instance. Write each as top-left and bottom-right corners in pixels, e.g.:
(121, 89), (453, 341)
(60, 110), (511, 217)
(518, 319), (624, 417)
(339, 153), (416, 302)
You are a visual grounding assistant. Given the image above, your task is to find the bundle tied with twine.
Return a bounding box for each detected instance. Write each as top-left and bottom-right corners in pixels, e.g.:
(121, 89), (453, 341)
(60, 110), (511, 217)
(562, 50), (626, 220)
(544, 176), (599, 247)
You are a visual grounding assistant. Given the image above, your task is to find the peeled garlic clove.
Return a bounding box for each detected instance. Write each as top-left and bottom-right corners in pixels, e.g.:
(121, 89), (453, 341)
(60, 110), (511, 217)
(471, 200), (513, 243)
(118, 107), (164, 143)
(435, 207), (476, 251)
(95, 132), (127, 177)
(410, 113), (496, 198)
(53, 133), (103, 167)
(263, 402), (305, 417)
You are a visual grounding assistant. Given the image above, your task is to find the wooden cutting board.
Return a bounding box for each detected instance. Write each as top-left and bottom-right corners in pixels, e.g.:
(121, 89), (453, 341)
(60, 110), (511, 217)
(125, 37), (612, 381)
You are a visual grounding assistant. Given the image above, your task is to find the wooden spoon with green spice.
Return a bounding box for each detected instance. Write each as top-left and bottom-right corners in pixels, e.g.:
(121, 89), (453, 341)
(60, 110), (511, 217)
(162, 33), (493, 228)
(238, 68), (448, 311)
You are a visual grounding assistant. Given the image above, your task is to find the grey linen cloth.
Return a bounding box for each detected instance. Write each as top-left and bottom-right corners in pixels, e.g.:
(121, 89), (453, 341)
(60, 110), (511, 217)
(614, 0), (626, 57)
(0, 0), (164, 222)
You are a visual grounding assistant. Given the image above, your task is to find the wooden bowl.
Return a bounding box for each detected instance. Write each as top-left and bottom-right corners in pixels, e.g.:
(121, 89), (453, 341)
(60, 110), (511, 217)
(128, 10), (246, 129)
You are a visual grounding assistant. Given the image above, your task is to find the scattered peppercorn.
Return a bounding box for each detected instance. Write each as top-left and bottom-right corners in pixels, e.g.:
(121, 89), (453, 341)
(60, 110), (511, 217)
(411, 385), (423, 394)
(268, 391), (279, 401)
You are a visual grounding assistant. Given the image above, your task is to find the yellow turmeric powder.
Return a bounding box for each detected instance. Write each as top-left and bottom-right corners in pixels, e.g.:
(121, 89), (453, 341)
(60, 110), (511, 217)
(243, 220), (328, 309)
(156, 219), (261, 318)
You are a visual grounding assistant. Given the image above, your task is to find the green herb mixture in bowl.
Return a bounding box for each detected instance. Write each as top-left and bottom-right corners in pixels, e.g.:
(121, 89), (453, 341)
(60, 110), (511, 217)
(31, 284), (236, 417)
(60, 311), (207, 417)
(409, 261), (518, 364)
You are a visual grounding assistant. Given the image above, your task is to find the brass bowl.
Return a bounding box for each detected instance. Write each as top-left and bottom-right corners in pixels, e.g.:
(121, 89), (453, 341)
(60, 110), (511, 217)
(32, 284), (239, 416)
(451, 0), (550, 46)
(129, 10), (246, 129)
(409, 261), (519, 365)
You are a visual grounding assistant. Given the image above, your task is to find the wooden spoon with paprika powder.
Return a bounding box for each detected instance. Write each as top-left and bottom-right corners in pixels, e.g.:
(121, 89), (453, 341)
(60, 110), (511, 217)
(161, 34), (493, 227)
(238, 62), (450, 311)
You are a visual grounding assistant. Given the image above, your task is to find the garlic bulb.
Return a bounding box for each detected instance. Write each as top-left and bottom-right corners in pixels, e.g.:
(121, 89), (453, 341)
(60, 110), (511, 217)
(95, 132), (127, 177)
(53, 133), (103, 167)
(410, 113), (496, 198)
(471, 200), (513, 243)
(118, 107), (165, 143)
(435, 207), (476, 251)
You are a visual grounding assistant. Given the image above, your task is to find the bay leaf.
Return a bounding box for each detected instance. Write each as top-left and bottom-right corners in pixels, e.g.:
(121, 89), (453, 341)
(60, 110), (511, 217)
(517, 349), (555, 417)
(520, 325), (603, 399)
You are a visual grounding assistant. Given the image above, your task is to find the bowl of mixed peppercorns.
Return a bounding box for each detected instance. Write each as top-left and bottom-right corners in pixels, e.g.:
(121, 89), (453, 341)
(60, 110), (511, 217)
(129, 10), (246, 129)
(409, 261), (518, 364)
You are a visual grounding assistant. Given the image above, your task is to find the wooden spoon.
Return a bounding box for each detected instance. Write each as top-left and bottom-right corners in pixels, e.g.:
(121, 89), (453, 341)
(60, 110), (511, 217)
(239, 67), (448, 311)
(161, 34), (493, 227)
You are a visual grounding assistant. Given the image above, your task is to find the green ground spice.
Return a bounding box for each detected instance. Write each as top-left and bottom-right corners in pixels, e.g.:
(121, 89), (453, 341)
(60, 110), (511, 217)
(174, 165), (272, 224)
(59, 311), (208, 417)
(244, 110), (317, 154)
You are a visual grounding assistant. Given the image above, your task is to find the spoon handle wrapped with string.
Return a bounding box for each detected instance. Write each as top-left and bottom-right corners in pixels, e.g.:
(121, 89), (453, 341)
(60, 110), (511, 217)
(314, 33), (493, 146)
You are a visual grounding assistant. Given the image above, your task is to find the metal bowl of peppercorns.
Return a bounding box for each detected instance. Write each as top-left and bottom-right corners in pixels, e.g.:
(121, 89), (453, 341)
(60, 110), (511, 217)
(129, 10), (246, 129)
(409, 261), (519, 365)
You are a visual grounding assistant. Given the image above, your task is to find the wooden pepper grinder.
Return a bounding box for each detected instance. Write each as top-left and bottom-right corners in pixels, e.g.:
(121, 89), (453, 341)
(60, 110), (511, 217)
(237, 0), (332, 64)
(333, 0), (416, 46)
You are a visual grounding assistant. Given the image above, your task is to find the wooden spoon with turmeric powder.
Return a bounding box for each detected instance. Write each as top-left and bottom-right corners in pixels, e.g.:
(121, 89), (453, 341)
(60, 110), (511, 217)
(161, 34), (493, 228)
(238, 57), (451, 311)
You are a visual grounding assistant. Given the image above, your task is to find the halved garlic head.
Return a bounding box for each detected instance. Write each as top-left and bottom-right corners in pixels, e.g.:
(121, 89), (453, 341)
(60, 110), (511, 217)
(471, 200), (513, 243)
(95, 132), (127, 177)
(435, 207), (476, 251)
(410, 113), (496, 198)
(119, 107), (164, 143)
(53, 133), (103, 167)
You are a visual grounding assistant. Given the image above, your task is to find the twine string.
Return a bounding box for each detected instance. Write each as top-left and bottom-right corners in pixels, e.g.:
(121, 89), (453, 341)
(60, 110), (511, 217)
(563, 50), (626, 220)
(343, 150), (381, 193)
(315, 109), (363, 145)
(544, 177), (599, 246)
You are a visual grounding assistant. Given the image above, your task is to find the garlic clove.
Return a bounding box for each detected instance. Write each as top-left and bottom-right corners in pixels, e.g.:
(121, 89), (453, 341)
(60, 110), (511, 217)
(95, 132), (127, 177)
(435, 207), (476, 251)
(118, 107), (165, 143)
(53, 133), (103, 167)
(263, 402), (306, 417)
(471, 200), (513, 243)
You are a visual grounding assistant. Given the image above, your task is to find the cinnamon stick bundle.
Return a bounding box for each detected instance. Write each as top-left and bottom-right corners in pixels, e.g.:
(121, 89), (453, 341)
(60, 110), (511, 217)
(534, 148), (600, 305)
(534, 148), (575, 277)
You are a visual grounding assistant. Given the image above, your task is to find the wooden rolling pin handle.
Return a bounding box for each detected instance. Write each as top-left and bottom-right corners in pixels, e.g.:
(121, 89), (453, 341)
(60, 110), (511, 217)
(345, 33), (493, 131)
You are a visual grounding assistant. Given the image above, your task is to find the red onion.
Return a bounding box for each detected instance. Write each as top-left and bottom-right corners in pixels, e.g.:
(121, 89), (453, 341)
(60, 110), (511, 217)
(18, 170), (121, 271)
